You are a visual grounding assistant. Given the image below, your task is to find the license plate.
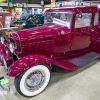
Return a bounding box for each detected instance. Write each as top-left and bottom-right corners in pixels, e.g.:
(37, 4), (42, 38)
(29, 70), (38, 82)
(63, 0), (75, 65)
(6, 31), (10, 35)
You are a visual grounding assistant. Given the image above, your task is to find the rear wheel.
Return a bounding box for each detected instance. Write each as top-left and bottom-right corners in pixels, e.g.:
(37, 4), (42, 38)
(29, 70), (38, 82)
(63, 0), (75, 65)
(14, 65), (50, 97)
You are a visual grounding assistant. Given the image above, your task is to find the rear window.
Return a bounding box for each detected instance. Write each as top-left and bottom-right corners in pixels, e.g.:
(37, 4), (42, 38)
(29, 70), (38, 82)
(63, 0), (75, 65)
(75, 12), (92, 28)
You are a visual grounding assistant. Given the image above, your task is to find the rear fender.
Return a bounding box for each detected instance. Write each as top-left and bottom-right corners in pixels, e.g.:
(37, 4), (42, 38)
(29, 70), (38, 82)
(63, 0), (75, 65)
(8, 54), (78, 77)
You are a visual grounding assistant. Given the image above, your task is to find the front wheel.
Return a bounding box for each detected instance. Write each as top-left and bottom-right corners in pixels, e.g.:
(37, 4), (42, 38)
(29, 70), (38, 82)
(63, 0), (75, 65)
(14, 65), (51, 97)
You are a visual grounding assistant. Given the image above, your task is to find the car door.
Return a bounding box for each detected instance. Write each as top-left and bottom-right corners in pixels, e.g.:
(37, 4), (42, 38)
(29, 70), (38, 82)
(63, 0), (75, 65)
(70, 12), (93, 55)
(92, 12), (100, 44)
(56, 12), (73, 59)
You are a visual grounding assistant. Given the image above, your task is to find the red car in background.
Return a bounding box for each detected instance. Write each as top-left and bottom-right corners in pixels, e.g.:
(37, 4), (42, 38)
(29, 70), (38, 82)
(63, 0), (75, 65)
(0, 12), (10, 28)
(0, 6), (100, 97)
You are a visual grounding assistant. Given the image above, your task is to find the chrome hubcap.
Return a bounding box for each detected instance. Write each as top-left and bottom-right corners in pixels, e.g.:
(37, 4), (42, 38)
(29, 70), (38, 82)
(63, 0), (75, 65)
(25, 70), (45, 91)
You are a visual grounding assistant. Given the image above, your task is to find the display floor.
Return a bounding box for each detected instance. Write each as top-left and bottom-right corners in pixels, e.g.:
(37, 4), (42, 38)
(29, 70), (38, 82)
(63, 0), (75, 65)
(0, 59), (100, 100)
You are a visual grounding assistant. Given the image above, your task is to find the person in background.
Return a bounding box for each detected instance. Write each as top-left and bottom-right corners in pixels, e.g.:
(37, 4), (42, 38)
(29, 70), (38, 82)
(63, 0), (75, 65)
(16, 12), (20, 19)
(11, 11), (17, 24)
(20, 10), (28, 20)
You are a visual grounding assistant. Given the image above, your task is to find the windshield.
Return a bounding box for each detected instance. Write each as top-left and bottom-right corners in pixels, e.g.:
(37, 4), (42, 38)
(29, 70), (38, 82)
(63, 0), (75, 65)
(45, 12), (72, 28)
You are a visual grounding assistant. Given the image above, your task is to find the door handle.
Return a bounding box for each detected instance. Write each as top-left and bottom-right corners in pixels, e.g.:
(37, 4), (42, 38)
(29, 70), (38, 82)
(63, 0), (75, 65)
(60, 31), (66, 35)
(90, 29), (94, 32)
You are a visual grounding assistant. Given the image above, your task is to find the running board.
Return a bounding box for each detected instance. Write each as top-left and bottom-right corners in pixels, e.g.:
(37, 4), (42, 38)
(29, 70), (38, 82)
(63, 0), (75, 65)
(68, 52), (100, 67)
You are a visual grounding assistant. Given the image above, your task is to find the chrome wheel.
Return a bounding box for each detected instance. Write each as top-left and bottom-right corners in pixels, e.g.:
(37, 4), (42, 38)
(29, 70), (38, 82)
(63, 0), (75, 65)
(14, 65), (51, 97)
(25, 70), (46, 91)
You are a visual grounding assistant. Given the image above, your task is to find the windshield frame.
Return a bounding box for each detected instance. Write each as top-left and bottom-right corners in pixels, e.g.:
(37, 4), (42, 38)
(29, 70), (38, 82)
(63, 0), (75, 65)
(44, 11), (73, 28)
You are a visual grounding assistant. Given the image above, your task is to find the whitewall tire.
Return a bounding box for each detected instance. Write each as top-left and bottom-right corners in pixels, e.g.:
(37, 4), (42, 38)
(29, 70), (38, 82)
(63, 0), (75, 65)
(14, 65), (51, 97)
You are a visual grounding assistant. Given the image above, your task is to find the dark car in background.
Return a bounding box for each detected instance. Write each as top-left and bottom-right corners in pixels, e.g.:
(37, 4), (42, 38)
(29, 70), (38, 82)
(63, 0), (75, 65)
(14, 14), (44, 29)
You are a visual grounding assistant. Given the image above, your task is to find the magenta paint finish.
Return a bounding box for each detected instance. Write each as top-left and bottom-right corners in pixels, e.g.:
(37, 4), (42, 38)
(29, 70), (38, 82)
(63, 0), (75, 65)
(0, 42), (13, 66)
(8, 54), (78, 77)
(0, 6), (100, 77)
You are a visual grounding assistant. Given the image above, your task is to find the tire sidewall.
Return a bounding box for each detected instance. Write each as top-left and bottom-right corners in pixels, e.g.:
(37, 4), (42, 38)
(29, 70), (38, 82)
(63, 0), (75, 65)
(19, 65), (50, 97)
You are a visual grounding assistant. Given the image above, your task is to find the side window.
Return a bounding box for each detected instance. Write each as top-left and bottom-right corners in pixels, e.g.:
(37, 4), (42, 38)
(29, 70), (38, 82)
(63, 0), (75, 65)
(94, 12), (99, 25)
(75, 12), (92, 28)
(46, 12), (72, 28)
(27, 17), (33, 22)
(27, 17), (38, 24)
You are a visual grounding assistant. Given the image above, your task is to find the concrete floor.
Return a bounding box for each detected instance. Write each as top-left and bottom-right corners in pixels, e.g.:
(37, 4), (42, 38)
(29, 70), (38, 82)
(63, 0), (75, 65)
(0, 59), (100, 100)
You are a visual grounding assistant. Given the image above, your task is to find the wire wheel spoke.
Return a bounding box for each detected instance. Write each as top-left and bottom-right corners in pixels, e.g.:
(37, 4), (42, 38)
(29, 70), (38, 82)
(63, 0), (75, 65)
(25, 70), (45, 91)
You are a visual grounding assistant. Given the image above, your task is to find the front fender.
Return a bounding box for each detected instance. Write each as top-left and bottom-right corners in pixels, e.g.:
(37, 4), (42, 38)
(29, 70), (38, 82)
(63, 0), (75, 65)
(8, 54), (78, 77)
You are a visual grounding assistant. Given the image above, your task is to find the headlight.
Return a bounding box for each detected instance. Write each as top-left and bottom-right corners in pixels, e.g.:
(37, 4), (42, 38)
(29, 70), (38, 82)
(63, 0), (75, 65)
(0, 36), (6, 44)
(0, 36), (4, 44)
(9, 42), (17, 53)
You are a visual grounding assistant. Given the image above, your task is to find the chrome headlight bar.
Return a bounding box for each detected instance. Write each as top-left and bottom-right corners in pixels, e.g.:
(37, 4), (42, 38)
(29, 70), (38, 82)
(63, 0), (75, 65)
(9, 38), (17, 53)
(0, 36), (5, 44)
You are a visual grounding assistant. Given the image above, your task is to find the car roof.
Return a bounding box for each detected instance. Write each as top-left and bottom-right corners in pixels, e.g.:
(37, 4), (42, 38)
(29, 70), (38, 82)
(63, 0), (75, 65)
(46, 6), (98, 13)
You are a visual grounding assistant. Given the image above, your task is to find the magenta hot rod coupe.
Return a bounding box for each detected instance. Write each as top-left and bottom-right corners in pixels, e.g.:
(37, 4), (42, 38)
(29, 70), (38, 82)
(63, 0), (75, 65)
(0, 6), (100, 97)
